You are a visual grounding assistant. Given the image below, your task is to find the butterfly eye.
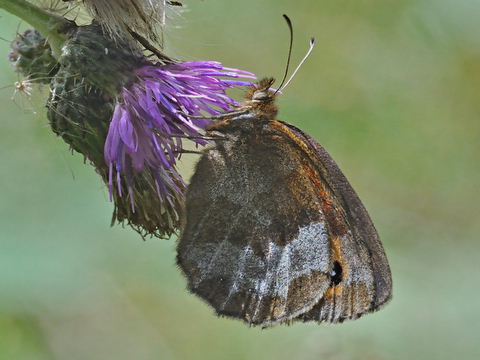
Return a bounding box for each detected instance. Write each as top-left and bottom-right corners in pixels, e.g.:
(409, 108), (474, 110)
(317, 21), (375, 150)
(252, 90), (270, 101)
(331, 261), (343, 286)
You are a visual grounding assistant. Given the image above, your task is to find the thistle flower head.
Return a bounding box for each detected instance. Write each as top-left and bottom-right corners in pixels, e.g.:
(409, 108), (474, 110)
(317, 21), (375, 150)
(105, 61), (255, 230)
(43, 23), (256, 238)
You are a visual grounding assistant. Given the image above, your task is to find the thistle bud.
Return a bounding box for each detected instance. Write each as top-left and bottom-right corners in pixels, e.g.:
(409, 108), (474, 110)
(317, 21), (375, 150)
(9, 28), (59, 83)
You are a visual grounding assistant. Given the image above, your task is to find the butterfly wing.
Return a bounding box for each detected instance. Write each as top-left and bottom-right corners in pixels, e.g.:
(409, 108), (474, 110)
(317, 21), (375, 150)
(279, 122), (392, 323)
(176, 117), (391, 327)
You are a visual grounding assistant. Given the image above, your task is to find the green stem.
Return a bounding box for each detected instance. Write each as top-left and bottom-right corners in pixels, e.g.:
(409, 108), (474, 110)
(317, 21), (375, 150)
(0, 0), (70, 58)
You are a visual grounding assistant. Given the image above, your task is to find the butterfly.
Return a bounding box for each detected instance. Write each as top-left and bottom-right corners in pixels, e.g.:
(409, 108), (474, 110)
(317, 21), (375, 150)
(175, 76), (392, 327)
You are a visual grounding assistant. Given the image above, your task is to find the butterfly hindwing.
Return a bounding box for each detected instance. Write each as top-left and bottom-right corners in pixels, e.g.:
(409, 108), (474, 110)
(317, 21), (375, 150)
(282, 123), (392, 323)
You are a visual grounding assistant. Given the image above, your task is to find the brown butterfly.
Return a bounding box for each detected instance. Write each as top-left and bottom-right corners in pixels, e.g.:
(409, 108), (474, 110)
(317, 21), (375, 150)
(176, 19), (392, 327)
(176, 77), (392, 327)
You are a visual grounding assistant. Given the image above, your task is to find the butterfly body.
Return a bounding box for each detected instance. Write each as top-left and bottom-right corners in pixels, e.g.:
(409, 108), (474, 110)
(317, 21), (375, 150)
(176, 78), (392, 327)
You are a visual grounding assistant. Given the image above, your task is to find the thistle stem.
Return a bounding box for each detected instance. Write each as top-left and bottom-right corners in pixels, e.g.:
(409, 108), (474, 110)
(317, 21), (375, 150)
(0, 0), (70, 58)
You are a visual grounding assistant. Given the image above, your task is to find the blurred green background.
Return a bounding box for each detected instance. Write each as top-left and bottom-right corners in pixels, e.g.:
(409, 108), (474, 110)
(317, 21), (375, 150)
(1, 0), (480, 359)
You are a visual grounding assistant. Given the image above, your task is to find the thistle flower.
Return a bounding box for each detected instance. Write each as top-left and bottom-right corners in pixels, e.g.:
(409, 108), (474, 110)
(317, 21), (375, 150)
(3, 1), (256, 238)
(106, 61), (255, 219)
(44, 23), (255, 238)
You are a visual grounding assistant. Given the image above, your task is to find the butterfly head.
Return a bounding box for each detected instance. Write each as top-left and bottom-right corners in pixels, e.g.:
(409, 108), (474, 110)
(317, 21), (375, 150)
(242, 78), (279, 119)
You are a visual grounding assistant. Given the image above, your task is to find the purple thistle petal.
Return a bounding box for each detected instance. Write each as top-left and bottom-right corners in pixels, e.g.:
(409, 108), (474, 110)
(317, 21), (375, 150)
(119, 110), (138, 152)
(105, 60), (256, 209)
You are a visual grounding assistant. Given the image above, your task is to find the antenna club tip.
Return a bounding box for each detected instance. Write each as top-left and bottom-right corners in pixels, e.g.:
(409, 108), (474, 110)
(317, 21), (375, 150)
(283, 14), (292, 25)
(310, 37), (316, 44)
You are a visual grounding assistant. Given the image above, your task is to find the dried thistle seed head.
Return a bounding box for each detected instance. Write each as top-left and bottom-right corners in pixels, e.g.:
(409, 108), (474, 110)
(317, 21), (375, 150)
(81, 0), (180, 45)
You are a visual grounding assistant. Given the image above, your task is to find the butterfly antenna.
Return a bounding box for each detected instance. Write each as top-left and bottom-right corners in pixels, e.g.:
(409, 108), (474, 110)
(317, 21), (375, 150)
(274, 14), (294, 94)
(274, 15), (316, 95)
(279, 36), (315, 92)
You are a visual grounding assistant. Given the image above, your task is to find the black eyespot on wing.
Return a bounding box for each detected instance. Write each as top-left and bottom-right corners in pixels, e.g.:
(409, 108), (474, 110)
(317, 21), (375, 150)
(331, 261), (342, 286)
